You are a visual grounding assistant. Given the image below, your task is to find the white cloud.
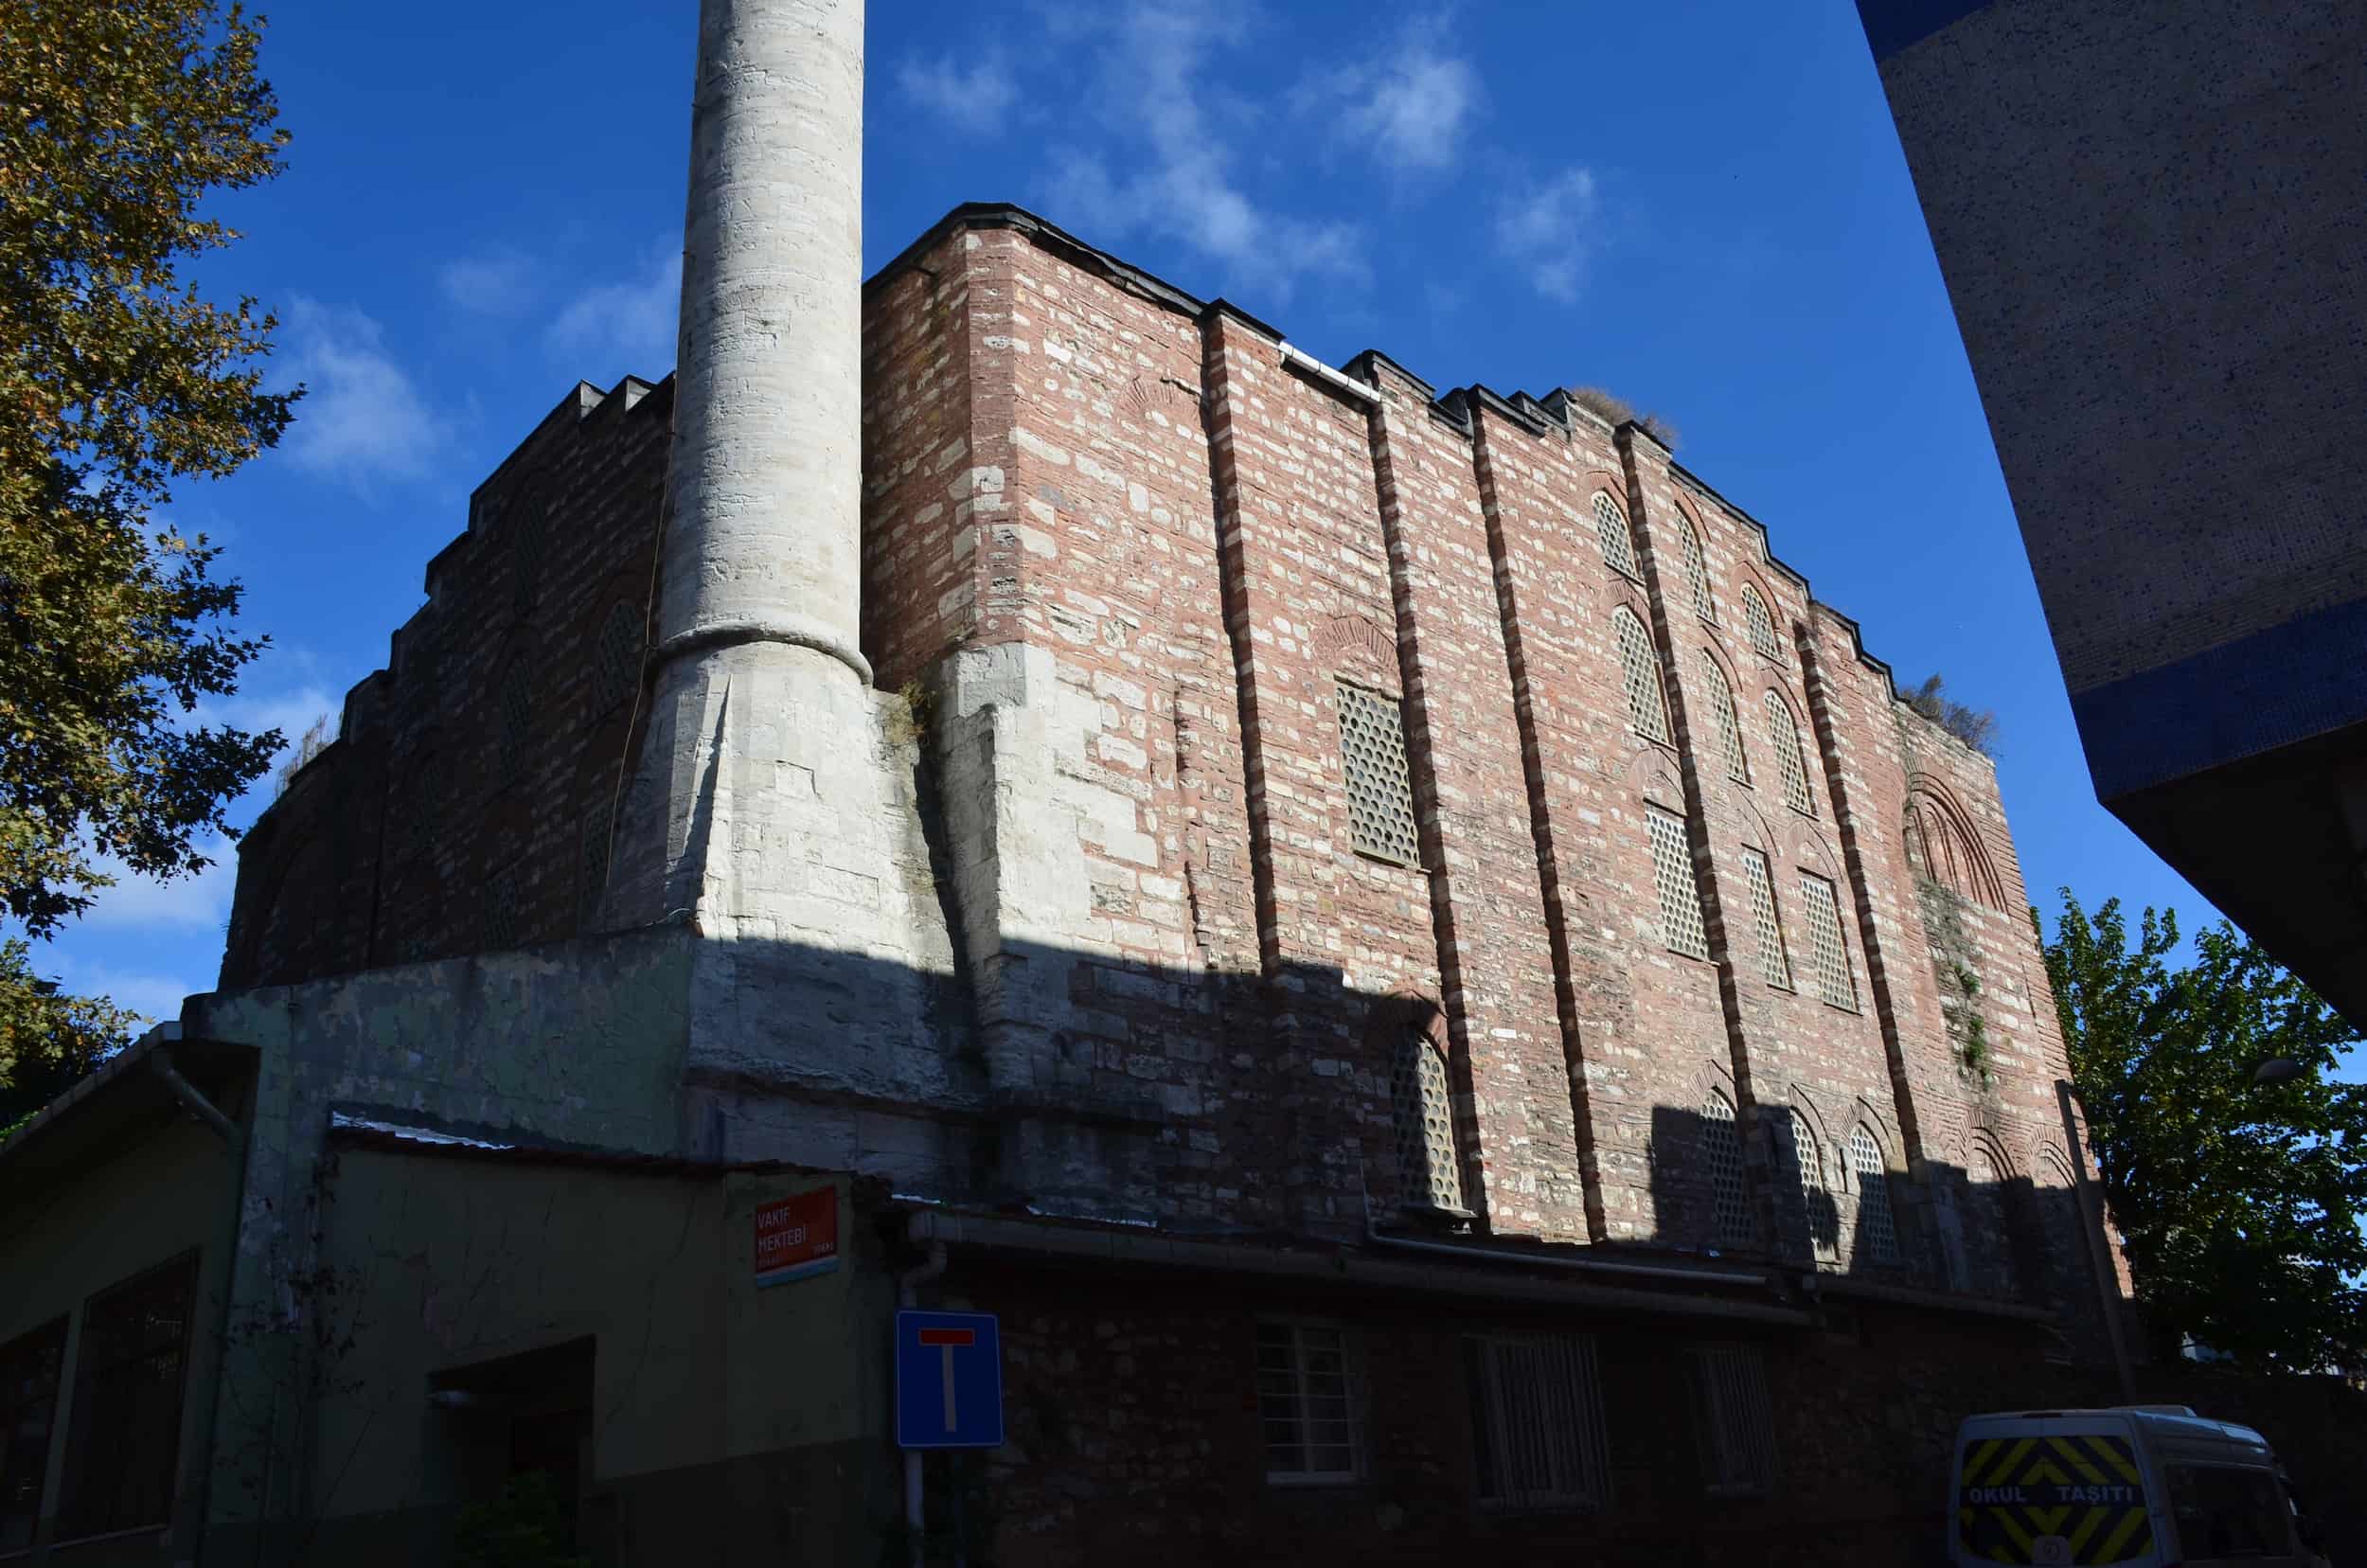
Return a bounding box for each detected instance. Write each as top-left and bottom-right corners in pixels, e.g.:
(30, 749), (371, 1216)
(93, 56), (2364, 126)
(898, 53), (1019, 134)
(73, 832), (239, 935)
(437, 247), (539, 315)
(1038, 2), (1365, 302)
(1297, 16), (1479, 172)
(191, 681), (338, 756)
(41, 956), (207, 1025)
(546, 242), (681, 380)
(279, 299), (451, 487)
(1494, 168), (1600, 304)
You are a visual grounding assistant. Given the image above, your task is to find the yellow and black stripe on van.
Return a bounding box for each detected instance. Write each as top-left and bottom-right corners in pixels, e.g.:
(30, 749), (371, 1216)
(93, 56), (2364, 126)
(1956, 1433), (2153, 1564)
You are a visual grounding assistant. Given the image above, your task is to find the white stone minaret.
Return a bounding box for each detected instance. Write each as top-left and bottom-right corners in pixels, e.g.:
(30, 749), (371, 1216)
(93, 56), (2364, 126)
(610, 0), (941, 994)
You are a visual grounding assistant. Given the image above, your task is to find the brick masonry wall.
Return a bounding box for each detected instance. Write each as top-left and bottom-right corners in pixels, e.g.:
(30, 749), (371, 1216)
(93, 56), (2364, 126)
(216, 208), (2112, 1342)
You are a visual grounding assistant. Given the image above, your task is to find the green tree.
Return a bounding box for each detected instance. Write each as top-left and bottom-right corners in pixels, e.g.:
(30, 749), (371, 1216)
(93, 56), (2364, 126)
(0, 0), (294, 1112)
(2044, 891), (2366, 1371)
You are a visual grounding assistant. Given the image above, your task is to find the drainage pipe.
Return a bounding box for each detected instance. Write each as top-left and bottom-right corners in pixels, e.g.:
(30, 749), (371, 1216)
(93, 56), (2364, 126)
(1364, 1220), (1767, 1287)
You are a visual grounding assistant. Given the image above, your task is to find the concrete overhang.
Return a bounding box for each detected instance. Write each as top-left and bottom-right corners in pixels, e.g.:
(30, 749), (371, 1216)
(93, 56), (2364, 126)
(0, 1021), (256, 1185)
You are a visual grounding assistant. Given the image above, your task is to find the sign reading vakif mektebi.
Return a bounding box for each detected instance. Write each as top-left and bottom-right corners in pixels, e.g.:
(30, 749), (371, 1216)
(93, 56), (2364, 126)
(753, 1187), (838, 1288)
(895, 1310), (1005, 1450)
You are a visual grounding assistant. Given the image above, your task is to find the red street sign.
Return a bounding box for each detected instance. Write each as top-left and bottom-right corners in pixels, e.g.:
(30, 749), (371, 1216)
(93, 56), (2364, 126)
(754, 1186), (838, 1287)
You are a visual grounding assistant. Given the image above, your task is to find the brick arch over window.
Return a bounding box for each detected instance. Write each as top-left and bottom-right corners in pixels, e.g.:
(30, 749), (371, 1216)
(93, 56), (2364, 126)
(1698, 647), (1750, 784)
(1316, 612), (1400, 695)
(1699, 1088), (1753, 1244)
(1779, 1088), (1842, 1261)
(1364, 991), (1468, 1216)
(1904, 779), (2006, 909)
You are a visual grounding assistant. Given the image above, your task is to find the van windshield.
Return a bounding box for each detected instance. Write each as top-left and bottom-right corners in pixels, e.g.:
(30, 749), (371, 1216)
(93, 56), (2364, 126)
(2166, 1465), (2294, 1560)
(1958, 1433), (2154, 1564)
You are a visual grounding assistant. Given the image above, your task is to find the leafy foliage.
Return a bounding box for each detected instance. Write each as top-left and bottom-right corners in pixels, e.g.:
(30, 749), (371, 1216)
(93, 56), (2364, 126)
(0, 937), (140, 1136)
(2045, 891), (2367, 1371)
(1902, 673), (1998, 756)
(450, 1472), (591, 1568)
(0, 0), (295, 1114)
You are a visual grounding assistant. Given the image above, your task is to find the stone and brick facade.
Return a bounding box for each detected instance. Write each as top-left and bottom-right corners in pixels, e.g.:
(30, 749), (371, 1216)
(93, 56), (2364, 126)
(195, 203), (2141, 1559)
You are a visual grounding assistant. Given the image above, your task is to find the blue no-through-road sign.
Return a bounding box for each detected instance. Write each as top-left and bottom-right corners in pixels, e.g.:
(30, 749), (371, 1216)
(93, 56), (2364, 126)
(895, 1310), (1004, 1450)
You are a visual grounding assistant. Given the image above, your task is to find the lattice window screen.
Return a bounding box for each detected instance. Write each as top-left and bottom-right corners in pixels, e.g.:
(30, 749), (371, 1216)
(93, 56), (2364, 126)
(1702, 654), (1749, 783)
(1850, 1127), (1900, 1263)
(497, 669), (531, 778)
(1467, 1333), (1611, 1510)
(1794, 1129), (1839, 1259)
(1700, 1093), (1753, 1244)
(1335, 681), (1420, 866)
(1693, 1345), (1776, 1494)
(1801, 873), (1857, 1010)
(1741, 849), (1790, 989)
(1613, 610), (1669, 742)
(486, 864), (522, 950)
(1766, 692), (1813, 814)
(580, 800), (613, 920)
(511, 496), (546, 614)
(1647, 810), (1709, 959)
(596, 600), (644, 712)
(1255, 1323), (1361, 1481)
(1593, 492), (1638, 577)
(1682, 524), (1716, 622)
(1742, 584), (1779, 657)
(1392, 1037), (1466, 1212)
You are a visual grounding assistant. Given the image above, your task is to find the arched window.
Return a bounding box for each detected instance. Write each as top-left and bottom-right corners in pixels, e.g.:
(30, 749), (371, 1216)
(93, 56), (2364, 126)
(1682, 522), (1716, 623)
(1613, 609), (1669, 742)
(1740, 848), (1790, 989)
(1849, 1127), (1899, 1264)
(1740, 583), (1779, 659)
(596, 600), (645, 713)
(1700, 653), (1749, 783)
(497, 668), (531, 777)
(1764, 692), (1813, 814)
(1646, 809), (1709, 959)
(1700, 1092), (1752, 1244)
(1392, 1035), (1466, 1213)
(1791, 1127), (1838, 1260)
(1799, 871), (1859, 1011)
(1967, 1148), (2020, 1295)
(1593, 491), (1638, 578)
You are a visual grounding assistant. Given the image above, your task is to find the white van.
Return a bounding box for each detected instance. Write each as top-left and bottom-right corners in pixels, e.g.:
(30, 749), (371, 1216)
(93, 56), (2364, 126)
(1949, 1405), (2330, 1566)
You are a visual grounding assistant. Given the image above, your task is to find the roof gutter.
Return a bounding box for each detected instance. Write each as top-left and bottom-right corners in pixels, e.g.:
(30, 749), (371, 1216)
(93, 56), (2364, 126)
(1277, 342), (1380, 406)
(906, 1209), (1809, 1327)
(151, 1047), (239, 1145)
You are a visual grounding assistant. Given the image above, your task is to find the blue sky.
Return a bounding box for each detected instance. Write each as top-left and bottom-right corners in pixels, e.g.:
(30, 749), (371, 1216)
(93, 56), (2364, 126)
(39, 0), (2238, 1025)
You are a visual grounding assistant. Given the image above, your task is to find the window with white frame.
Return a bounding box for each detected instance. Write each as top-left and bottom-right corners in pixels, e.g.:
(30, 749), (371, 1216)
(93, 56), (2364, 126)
(1612, 609), (1669, 742)
(1740, 849), (1789, 989)
(1392, 1035), (1466, 1213)
(1646, 810), (1709, 959)
(1700, 1092), (1753, 1244)
(1682, 522), (1717, 623)
(1765, 692), (1813, 815)
(1691, 1345), (1776, 1495)
(1466, 1332), (1611, 1510)
(1701, 654), (1749, 784)
(1336, 679), (1421, 867)
(1256, 1322), (1361, 1483)
(1741, 583), (1780, 659)
(1849, 1127), (1900, 1264)
(1593, 491), (1639, 578)
(1799, 873), (1857, 1011)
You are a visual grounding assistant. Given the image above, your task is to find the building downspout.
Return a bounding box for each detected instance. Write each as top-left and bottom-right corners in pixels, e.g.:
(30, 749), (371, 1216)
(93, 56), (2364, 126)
(897, 1242), (947, 1568)
(2055, 1080), (2137, 1401)
(151, 1047), (238, 1144)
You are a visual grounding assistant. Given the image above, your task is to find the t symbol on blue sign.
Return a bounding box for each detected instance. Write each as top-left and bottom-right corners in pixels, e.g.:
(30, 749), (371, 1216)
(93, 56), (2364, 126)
(896, 1310), (1004, 1450)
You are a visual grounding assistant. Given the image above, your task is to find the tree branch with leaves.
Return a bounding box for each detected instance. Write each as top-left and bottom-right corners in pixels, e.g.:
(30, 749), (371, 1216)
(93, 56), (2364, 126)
(0, 0), (296, 1110)
(2044, 890), (2366, 1372)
